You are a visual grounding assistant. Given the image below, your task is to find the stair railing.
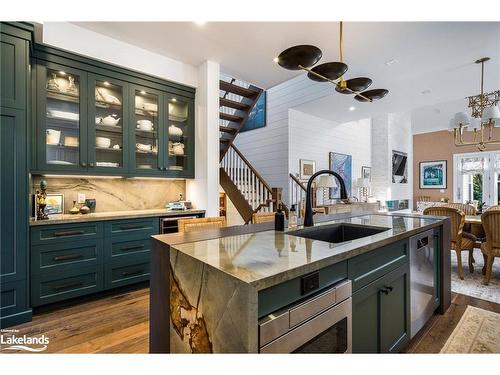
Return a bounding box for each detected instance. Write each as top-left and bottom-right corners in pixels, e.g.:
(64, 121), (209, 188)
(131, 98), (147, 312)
(289, 173), (322, 218)
(221, 144), (279, 214)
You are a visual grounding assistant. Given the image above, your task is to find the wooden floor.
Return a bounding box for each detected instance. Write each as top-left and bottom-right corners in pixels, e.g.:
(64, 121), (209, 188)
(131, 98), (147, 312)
(1, 287), (498, 354)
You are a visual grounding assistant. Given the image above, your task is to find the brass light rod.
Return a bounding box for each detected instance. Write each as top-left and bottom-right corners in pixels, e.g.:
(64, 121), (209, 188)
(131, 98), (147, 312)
(298, 64), (373, 102)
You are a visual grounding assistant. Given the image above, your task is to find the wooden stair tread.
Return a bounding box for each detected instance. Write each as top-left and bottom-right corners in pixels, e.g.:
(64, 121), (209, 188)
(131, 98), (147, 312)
(219, 97), (250, 111)
(220, 112), (244, 122)
(219, 125), (238, 133)
(220, 80), (259, 98)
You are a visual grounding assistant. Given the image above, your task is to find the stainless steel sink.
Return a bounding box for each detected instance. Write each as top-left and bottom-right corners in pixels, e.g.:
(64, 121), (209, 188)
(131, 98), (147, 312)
(288, 223), (390, 244)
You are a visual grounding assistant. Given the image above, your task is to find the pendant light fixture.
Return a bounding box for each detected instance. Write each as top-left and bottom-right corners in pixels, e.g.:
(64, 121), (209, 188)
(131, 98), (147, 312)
(275, 22), (388, 102)
(450, 57), (500, 151)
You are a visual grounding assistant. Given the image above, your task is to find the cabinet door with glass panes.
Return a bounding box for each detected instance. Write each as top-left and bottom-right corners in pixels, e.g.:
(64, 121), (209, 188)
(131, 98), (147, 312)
(88, 74), (129, 174)
(129, 86), (164, 175)
(165, 94), (194, 177)
(36, 62), (88, 172)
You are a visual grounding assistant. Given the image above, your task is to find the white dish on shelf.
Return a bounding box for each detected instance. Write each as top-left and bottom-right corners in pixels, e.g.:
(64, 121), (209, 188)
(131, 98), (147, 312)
(47, 110), (79, 121)
(137, 164), (153, 169)
(96, 137), (111, 148)
(48, 160), (73, 165)
(95, 162), (119, 168)
(95, 88), (122, 105)
(136, 142), (153, 152)
(137, 119), (153, 131)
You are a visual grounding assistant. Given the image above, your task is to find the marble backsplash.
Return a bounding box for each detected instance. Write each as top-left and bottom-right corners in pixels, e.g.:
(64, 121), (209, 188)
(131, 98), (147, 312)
(31, 176), (185, 213)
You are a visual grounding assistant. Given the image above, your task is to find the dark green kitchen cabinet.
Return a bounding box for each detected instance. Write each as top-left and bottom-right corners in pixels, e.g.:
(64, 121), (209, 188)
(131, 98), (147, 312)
(352, 263), (410, 353)
(0, 31), (28, 110)
(32, 43), (196, 178)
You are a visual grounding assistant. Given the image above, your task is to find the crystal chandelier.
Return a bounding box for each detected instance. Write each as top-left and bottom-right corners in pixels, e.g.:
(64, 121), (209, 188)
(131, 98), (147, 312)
(450, 57), (500, 151)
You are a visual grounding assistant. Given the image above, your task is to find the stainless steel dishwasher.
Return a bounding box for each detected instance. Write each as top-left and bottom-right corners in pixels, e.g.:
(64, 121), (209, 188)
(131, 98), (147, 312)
(409, 229), (437, 338)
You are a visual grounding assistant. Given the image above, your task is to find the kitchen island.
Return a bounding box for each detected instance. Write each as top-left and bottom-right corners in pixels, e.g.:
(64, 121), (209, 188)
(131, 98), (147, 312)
(150, 212), (451, 353)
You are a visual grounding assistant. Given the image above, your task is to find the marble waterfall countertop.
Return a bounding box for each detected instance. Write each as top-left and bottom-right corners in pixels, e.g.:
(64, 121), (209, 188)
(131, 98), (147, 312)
(160, 213), (445, 290)
(29, 208), (205, 226)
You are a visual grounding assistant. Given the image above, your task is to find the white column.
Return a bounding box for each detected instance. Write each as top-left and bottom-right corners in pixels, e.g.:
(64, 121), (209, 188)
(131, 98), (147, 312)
(186, 60), (220, 216)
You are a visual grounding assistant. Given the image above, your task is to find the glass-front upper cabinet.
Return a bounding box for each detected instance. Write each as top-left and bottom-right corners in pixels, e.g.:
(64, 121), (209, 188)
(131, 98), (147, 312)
(165, 95), (194, 176)
(88, 75), (128, 173)
(132, 87), (163, 174)
(37, 63), (88, 172)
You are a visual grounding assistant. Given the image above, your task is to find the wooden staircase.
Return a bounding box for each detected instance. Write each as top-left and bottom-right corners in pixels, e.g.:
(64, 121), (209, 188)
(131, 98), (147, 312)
(219, 79), (263, 160)
(220, 144), (282, 224)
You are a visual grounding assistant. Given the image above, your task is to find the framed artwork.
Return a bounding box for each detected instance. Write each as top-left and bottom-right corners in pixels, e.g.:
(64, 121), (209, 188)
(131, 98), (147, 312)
(240, 91), (266, 132)
(299, 159), (316, 180)
(361, 166), (372, 181)
(329, 152), (352, 199)
(392, 150), (408, 183)
(45, 194), (64, 214)
(420, 160), (447, 189)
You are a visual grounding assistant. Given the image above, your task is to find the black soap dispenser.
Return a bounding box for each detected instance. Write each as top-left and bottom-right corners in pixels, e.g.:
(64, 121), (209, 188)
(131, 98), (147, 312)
(275, 204), (285, 231)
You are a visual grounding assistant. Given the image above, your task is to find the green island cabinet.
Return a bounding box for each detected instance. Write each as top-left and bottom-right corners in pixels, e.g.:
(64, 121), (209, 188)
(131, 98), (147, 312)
(0, 22), (34, 328)
(33, 44), (195, 178)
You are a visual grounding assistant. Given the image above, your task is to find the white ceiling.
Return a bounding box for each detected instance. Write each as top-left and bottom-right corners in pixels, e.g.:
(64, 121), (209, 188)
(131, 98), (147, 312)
(74, 21), (500, 132)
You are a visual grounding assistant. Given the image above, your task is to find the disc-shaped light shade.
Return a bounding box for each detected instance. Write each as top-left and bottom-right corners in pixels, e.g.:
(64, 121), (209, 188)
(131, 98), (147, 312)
(481, 105), (500, 122)
(469, 117), (482, 131)
(336, 77), (373, 94)
(277, 45), (322, 70)
(307, 62), (348, 82)
(454, 112), (470, 126)
(316, 175), (337, 188)
(354, 89), (389, 102)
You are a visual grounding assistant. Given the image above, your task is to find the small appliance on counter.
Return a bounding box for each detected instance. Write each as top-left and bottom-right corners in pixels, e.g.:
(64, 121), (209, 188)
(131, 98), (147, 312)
(166, 200), (192, 211)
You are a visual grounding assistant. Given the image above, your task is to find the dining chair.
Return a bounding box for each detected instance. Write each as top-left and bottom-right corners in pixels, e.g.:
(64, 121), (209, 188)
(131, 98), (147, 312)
(423, 206), (476, 279)
(486, 205), (500, 211)
(178, 216), (226, 233)
(444, 203), (477, 215)
(252, 212), (275, 224)
(480, 209), (500, 285)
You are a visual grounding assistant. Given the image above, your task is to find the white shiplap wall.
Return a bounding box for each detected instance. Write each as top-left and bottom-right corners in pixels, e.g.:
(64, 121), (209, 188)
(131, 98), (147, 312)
(289, 110), (372, 203)
(233, 75), (334, 204)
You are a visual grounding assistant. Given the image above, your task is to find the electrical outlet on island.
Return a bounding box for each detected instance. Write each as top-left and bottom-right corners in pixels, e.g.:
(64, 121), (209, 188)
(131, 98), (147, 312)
(77, 193), (86, 204)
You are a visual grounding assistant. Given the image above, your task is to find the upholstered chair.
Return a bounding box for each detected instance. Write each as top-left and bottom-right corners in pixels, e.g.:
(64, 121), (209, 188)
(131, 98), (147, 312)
(423, 206), (476, 279)
(177, 217), (226, 233)
(480, 209), (500, 285)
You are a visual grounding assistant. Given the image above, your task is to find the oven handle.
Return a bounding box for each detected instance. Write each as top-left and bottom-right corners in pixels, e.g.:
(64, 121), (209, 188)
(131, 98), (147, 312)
(161, 216), (197, 222)
(259, 297), (352, 354)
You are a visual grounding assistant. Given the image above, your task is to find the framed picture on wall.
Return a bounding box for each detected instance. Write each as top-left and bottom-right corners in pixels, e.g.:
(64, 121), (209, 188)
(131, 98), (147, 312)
(329, 152), (352, 199)
(420, 160), (447, 189)
(392, 150), (408, 183)
(299, 159), (316, 180)
(361, 166), (372, 181)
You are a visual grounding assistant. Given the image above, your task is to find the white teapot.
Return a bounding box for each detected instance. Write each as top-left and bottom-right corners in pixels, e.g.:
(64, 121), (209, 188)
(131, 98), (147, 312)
(101, 115), (120, 126)
(172, 142), (185, 156)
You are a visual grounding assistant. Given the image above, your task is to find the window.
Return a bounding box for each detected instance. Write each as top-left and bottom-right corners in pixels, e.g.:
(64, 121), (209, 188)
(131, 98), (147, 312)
(454, 151), (500, 208)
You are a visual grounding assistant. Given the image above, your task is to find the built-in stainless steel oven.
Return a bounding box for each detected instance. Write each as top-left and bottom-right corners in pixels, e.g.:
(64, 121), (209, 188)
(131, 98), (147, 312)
(258, 280), (352, 353)
(159, 215), (198, 234)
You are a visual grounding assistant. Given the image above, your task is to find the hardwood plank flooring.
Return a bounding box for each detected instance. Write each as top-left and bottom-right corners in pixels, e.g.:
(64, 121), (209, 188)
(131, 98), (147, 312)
(1, 287), (498, 354)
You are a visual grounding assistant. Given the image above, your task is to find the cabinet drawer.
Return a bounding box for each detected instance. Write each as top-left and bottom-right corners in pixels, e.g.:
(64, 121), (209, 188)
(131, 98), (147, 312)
(106, 237), (151, 261)
(105, 257), (150, 289)
(105, 218), (159, 238)
(31, 239), (103, 274)
(31, 222), (102, 245)
(348, 239), (408, 292)
(31, 265), (103, 306)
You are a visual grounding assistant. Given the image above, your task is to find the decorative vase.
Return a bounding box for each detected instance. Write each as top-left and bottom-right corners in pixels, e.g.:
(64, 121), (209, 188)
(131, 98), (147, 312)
(69, 201), (80, 214)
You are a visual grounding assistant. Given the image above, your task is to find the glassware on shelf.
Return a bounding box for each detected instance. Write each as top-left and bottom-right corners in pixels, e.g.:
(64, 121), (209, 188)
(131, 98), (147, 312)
(47, 73), (60, 91)
(66, 76), (78, 96)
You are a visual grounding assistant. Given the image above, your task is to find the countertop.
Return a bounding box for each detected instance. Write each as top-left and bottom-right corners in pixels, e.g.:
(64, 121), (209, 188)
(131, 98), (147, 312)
(158, 213), (446, 290)
(29, 208), (205, 226)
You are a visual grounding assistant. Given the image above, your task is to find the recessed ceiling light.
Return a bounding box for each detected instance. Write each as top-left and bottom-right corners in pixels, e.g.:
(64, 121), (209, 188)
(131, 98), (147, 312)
(194, 21), (206, 26)
(140, 90), (146, 95)
(273, 57), (279, 63)
(421, 89), (431, 95)
(171, 98), (177, 102)
(384, 59), (399, 66)
(59, 71), (66, 75)
(349, 106), (356, 111)
(103, 81), (110, 86)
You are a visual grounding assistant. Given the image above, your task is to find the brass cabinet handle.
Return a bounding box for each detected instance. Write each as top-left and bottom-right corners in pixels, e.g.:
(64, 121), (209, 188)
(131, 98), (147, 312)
(53, 254), (83, 261)
(120, 244), (145, 252)
(121, 269), (143, 277)
(53, 230), (85, 237)
(119, 224), (144, 230)
(53, 281), (84, 292)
